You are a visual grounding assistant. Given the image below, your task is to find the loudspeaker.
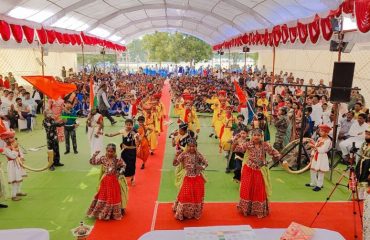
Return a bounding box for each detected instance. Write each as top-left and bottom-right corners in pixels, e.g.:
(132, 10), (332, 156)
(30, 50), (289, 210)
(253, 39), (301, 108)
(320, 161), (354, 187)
(330, 62), (355, 102)
(243, 46), (250, 52)
(330, 40), (354, 53)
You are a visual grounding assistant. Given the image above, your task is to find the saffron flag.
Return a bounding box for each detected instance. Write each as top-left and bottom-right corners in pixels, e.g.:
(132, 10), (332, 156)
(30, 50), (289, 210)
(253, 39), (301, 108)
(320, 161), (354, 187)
(22, 76), (77, 100)
(233, 80), (247, 105)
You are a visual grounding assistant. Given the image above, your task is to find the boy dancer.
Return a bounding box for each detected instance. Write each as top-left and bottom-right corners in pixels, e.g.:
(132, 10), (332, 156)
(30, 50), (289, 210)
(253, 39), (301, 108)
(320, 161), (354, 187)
(62, 101), (78, 154)
(306, 124), (332, 191)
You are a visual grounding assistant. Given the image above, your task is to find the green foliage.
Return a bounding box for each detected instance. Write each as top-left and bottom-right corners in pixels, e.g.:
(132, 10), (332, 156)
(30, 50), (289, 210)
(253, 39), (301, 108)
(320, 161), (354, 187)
(127, 39), (148, 63)
(132, 31), (212, 65)
(77, 53), (116, 66)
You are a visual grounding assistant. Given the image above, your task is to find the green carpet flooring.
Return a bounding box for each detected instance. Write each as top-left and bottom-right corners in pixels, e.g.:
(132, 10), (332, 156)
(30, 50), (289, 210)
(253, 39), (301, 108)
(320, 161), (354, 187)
(0, 114), (350, 240)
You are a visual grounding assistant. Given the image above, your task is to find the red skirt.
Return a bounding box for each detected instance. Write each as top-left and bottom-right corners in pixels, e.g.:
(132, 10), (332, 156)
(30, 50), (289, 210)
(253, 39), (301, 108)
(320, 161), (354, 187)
(173, 175), (205, 220)
(87, 174), (122, 220)
(237, 165), (269, 217)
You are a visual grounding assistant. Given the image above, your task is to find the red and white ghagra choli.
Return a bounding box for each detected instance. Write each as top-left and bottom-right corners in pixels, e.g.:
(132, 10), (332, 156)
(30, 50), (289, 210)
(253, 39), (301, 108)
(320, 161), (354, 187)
(237, 141), (279, 218)
(87, 155), (125, 220)
(173, 151), (208, 220)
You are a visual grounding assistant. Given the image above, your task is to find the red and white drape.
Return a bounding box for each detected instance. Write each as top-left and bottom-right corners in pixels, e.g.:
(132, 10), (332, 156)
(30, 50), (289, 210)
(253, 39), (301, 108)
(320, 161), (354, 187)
(213, 0), (367, 51)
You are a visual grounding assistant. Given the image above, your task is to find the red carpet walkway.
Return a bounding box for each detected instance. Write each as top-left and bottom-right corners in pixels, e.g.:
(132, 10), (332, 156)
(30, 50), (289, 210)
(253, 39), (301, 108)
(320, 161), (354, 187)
(88, 81), (171, 240)
(155, 202), (363, 240)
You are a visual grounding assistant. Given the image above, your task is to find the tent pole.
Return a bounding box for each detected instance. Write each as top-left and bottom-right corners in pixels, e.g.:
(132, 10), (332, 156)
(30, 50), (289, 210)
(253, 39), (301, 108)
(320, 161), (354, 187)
(228, 48), (231, 72)
(244, 51), (247, 73)
(82, 44), (85, 75)
(272, 46), (276, 79)
(41, 45), (46, 112)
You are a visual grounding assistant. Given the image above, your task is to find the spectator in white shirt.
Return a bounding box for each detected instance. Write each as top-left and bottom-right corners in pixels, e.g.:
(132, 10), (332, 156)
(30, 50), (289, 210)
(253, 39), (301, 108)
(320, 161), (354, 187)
(15, 98), (32, 131)
(311, 95), (323, 127)
(338, 111), (355, 140)
(339, 113), (368, 158)
(322, 103), (331, 124)
(24, 92), (37, 115)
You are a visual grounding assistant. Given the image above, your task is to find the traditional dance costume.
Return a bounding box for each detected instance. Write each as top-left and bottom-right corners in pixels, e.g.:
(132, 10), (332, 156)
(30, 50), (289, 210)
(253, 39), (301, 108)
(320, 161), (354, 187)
(87, 155), (126, 220)
(136, 124), (150, 165)
(87, 112), (104, 157)
(219, 109), (236, 152)
(173, 127), (195, 189)
(119, 129), (137, 178)
(143, 111), (159, 152)
(173, 151), (208, 220)
(307, 125), (332, 191)
(48, 98), (65, 142)
(237, 141), (279, 218)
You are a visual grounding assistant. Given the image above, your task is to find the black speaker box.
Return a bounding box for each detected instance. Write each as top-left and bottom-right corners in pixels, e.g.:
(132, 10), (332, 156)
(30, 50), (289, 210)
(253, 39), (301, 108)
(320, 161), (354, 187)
(330, 62), (355, 102)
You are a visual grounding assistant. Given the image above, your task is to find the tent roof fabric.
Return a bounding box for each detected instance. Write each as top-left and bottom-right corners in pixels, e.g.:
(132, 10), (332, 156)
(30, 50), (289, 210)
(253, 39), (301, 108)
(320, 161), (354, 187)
(0, 0), (342, 44)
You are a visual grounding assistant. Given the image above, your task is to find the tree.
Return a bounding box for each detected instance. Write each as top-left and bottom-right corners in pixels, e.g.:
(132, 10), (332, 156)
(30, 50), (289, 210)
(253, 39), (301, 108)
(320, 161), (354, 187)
(142, 32), (171, 65)
(133, 32), (212, 65)
(127, 39), (148, 63)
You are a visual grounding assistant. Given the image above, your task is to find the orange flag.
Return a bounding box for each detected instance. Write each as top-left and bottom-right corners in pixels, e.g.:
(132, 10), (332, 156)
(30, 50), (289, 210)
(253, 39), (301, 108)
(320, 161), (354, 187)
(233, 80), (247, 105)
(22, 76), (77, 100)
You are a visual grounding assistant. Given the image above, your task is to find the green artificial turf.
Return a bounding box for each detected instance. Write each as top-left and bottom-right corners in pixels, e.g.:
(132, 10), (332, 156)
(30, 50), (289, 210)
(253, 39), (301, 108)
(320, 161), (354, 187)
(0, 116), (126, 240)
(157, 116), (350, 203)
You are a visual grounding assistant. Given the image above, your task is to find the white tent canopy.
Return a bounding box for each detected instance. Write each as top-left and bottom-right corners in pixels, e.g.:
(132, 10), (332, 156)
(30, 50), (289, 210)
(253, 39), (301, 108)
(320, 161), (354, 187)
(0, 0), (342, 45)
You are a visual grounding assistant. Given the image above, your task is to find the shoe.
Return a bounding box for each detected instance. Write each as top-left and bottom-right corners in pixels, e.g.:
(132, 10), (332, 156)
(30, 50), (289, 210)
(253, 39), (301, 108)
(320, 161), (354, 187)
(54, 163), (64, 167)
(215, 135), (218, 139)
(64, 151), (70, 155)
(121, 209), (125, 215)
(150, 151), (154, 155)
(74, 150), (78, 154)
(305, 183), (314, 187)
(313, 186), (322, 192)
(141, 163), (145, 170)
(225, 168), (231, 173)
(49, 166), (55, 171)
(11, 196), (21, 201)
(209, 133), (214, 138)
(0, 203), (8, 208)
(17, 192), (27, 197)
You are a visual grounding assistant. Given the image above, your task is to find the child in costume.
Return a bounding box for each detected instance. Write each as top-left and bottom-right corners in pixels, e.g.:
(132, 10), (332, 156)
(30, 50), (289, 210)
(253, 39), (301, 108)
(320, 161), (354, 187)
(87, 143), (127, 220)
(43, 109), (65, 171)
(305, 124), (332, 192)
(237, 129), (280, 218)
(136, 116), (150, 169)
(173, 138), (208, 220)
(1, 130), (27, 201)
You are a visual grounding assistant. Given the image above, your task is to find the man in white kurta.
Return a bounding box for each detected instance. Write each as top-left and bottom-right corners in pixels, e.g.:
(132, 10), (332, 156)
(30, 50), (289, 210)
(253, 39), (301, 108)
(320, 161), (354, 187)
(339, 113), (368, 158)
(306, 124), (332, 192)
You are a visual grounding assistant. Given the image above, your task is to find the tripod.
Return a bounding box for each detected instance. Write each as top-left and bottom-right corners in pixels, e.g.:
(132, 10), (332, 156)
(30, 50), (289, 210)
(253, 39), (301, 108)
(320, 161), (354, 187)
(310, 143), (363, 239)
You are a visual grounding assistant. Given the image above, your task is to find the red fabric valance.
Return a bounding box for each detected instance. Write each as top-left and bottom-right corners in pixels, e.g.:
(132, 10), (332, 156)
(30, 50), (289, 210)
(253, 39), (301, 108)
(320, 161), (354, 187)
(36, 28), (47, 44)
(46, 29), (56, 44)
(297, 22), (308, 44)
(0, 20), (11, 41)
(308, 15), (321, 44)
(22, 25), (34, 44)
(289, 26), (297, 43)
(355, 0), (370, 33)
(10, 24), (23, 43)
(281, 24), (289, 44)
